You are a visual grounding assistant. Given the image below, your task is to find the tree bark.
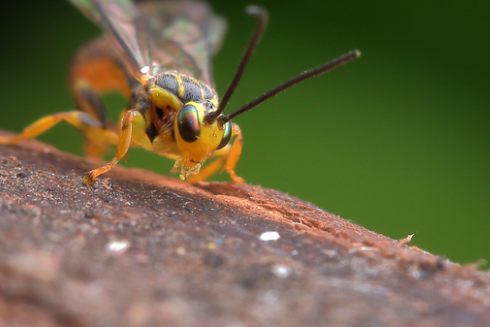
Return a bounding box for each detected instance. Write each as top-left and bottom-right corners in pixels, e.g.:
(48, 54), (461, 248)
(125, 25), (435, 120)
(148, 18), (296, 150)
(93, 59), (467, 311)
(1, 130), (489, 327)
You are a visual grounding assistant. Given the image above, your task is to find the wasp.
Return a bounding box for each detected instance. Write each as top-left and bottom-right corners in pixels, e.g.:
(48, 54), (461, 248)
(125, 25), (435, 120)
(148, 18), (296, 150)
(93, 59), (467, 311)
(0, 0), (360, 184)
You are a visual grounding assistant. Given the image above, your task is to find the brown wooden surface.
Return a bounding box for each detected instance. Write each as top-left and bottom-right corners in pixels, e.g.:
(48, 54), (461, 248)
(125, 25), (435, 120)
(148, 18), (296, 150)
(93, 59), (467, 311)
(1, 130), (490, 327)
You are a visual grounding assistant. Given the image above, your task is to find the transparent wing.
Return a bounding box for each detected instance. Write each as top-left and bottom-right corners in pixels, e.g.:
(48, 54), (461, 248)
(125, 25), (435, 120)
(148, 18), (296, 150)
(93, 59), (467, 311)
(137, 0), (226, 85)
(69, 0), (148, 76)
(69, 0), (226, 85)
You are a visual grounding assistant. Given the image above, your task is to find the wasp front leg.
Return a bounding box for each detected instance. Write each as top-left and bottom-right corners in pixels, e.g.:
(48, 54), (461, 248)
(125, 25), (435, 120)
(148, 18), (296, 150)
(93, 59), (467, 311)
(188, 123), (245, 183)
(83, 110), (153, 185)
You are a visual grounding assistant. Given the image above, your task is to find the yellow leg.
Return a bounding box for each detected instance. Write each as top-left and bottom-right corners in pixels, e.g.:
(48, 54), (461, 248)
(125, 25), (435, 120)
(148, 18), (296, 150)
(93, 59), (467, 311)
(83, 110), (152, 185)
(0, 111), (118, 145)
(222, 123), (245, 183)
(188, 123), (245, 183)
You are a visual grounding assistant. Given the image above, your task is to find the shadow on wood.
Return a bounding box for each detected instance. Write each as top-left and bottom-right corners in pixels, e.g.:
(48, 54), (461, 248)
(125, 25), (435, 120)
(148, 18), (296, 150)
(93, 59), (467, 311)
(0, 130), (489, 327)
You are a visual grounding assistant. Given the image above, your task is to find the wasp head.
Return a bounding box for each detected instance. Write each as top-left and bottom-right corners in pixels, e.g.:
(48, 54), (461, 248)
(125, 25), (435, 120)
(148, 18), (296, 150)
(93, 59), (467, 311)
(171, 101), (231, 180)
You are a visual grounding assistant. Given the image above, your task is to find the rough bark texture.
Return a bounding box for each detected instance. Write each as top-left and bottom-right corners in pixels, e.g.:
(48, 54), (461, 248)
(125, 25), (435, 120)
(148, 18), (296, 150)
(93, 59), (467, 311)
(0, 130), (489, 327)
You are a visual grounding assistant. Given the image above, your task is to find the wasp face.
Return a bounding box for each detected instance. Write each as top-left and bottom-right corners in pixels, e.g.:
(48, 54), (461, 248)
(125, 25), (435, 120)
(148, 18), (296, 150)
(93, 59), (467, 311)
(172, 101), (231, 180)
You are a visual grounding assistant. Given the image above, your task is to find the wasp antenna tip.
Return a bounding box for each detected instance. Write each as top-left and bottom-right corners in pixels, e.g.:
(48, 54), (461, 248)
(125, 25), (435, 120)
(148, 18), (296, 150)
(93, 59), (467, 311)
(246, 5), (266, 15)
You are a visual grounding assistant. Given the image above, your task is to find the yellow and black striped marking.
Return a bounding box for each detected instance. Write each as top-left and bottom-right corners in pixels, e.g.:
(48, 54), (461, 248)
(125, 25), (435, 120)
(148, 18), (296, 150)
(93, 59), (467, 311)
(156, 73), (217, 105)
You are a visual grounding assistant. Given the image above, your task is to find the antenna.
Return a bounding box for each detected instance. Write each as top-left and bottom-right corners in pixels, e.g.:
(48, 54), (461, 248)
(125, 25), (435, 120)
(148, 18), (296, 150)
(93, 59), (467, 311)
(221, 50), (361, 123)
(206, 6), (268, 124)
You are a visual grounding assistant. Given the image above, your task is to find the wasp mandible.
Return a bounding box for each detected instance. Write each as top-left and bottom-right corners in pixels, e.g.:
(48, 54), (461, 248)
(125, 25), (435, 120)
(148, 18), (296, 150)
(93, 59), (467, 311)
(0, 0), (360, 184)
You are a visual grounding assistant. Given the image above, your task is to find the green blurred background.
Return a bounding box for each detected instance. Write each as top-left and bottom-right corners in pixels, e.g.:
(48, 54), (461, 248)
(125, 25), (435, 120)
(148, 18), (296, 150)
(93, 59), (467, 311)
(1, 0), (489, 268)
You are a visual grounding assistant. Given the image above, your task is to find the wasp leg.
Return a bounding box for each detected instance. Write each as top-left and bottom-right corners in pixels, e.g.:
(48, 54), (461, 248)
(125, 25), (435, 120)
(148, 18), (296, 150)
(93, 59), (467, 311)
(83, 110), (152, 185)
(72, 79), (120, 158)
(74, 80), (111, 128)
(188, 123), (245, 183)
(222, 123), (245, 183)
(0, 111), (119, 146)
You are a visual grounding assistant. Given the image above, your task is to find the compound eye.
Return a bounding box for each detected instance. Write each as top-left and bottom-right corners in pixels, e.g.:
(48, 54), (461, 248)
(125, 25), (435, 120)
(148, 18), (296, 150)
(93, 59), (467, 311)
(217, 121), (232, 150)
(177, 105), (201, 142)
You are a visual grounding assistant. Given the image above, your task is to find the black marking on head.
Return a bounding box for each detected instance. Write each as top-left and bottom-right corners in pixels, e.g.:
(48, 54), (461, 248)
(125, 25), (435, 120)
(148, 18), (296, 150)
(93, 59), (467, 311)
(182, 76), (203, 103)
(157, 74), (179, 96)
(146, 124), (158, 142)
(155, 107), (164, 120)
